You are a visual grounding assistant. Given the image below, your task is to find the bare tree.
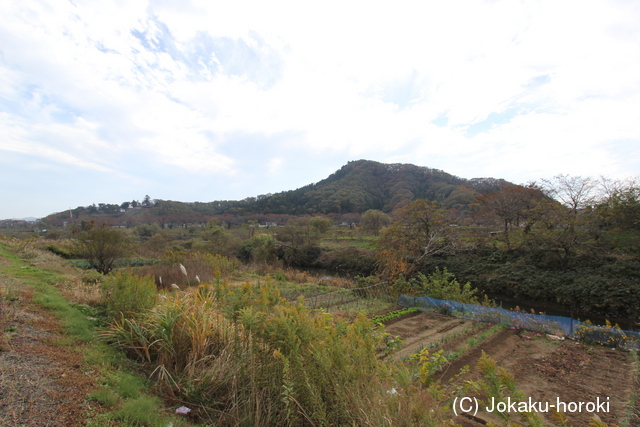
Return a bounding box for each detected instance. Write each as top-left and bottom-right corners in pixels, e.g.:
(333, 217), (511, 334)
(540, 174), (597, 214)
(378, 200), (456, 279)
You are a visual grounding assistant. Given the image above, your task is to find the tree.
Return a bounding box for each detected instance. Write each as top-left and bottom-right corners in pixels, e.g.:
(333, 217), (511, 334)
(75, 224), (131, 274)
(360, 209), (391, 236)
(273, 217), (324, 265)
(377, 200), (456, 279)
(476, 185), (546, 248)
(308, 216), (333, 235)
(540, 174), (597, 214)
(595, 176), (640, 230)
(534, 175), (599, 264)
(527, 199), (585, 269)
(239, 234), (278, 264)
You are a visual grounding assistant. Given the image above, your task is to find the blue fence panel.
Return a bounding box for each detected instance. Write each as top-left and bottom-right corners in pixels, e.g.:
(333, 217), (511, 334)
(398, 294), (640, 349)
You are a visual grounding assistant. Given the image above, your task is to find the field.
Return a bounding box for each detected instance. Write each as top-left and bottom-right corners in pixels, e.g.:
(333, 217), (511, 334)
(1, 234), (638, 427)
(382, 309), (638, 426)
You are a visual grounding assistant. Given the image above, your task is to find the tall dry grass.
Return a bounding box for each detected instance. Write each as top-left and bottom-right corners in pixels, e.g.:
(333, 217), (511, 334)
(135, 251), (240, 289)
(102, 280), (445, 426)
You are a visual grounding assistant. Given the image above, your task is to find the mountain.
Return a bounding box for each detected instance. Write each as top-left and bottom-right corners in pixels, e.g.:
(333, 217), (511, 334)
(41, 160), (514, 224)
(247, 160), (511, 215)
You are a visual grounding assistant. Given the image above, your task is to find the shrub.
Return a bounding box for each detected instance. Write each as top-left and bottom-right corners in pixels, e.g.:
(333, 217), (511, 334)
(315, 247), (377, 275)
(45, 244), (75, 259)
(239, 234), (278, 263)
(397, 268), (479, 304)
(102, 270), (157, 320)
(575, 320), (636, 348)
(74, 224), (132, 274)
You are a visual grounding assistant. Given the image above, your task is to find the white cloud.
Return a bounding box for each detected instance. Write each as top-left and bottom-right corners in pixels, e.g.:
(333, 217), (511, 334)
(1, 0), (639, 218)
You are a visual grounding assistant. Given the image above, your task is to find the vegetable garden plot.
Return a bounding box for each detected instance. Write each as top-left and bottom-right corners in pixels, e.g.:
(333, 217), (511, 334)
(384, 310), (638, 427)
(383, 311), (484, 360)
(399, 294), (640, 349)
(442, 329), (636, 427)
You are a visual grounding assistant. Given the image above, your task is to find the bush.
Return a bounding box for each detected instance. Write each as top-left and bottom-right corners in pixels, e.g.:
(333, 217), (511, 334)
(575, 320), (637, 348)
(397, 268), (479, 304)
(315, 247), (377, 275)
(102, 270), (157, 320)
(239, 234), (278, 263)
(74, 224), (131, 274)
(277, 243), (322, 266)
(45, 244), (75, 259)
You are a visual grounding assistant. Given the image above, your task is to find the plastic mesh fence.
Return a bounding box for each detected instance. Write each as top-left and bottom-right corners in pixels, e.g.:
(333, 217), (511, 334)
(284, 282), (396, 313)
(399, 294), (640, 350)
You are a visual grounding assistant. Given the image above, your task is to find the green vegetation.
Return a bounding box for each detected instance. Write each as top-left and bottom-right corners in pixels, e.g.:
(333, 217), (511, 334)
(102, 282), (426, 425)
(0, 224), (631, 426)
(69, 258), (159, 269)
(410, 324), (507, 381)
(3, 162), (640, 425)
(74, 223), (132, 274)
(394, 268), (480, 304)
(0, 238), (185, 427)
(102, 269), (157, 320)
(371, 306), (420, 324)
(575, 320), (638, 349)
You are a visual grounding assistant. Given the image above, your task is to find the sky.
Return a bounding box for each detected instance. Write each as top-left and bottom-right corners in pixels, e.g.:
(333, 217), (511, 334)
(1, 0), (639, 219)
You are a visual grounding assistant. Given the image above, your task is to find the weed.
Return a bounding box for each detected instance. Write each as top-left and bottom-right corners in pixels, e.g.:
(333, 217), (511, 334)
(412, 348), (448, 384)
(102, 269), (157, 320)
(576, 320), (635, 349)
(88, 386), (120, 408)
(101, 282), (434, 425)
(113, 395), (170, 426)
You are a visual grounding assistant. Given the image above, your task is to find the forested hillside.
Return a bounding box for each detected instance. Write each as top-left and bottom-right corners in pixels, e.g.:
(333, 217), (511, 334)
(39, 160), (513, 226)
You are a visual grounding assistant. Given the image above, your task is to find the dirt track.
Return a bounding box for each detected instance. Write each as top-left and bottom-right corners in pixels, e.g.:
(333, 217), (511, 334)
(0, 268), (97, 426)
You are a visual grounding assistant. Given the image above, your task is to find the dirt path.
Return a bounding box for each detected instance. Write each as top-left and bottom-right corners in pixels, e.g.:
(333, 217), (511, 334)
(0, 266), (97, 426)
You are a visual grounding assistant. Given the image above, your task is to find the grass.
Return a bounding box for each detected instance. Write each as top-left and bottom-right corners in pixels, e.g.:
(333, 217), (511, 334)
(32, 289), (97, 342)
(0, 243), (97, 343)
(100, 276), (449, 425)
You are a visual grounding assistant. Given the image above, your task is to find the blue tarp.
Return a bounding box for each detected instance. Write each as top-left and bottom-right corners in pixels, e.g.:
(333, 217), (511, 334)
(399, 294), (640, 349)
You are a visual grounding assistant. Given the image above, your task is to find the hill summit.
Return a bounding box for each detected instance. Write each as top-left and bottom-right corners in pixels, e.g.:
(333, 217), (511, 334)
(249, 159), (511, 214)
